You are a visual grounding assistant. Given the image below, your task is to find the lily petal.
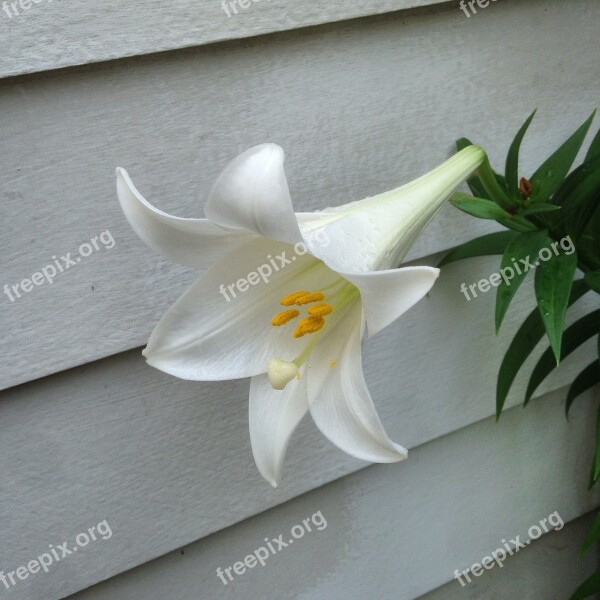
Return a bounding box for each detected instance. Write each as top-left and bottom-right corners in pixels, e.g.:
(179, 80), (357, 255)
(299, 146), (485, 272)
(340, 266), (439, 338)
(144, 237), (340, 380)
(249, 373), (309, 487)
(205, 144), (304, 246)
(116, 168), (255, 268)
(307, 302), (408, 463)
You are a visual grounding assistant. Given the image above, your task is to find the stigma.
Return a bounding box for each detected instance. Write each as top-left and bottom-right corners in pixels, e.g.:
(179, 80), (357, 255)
(268, 358), (299, 390)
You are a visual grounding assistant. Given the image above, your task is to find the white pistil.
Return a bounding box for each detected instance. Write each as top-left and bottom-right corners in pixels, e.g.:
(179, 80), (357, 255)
(268, 358), (299, 390)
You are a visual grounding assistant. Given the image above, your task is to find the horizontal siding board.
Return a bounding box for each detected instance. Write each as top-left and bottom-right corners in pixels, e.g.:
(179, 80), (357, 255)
(0, 0), (448, 79)
(1, 0), (599, 389)
(0, 255), (598, 599)
(420, 514), (600, 600)
(65, 386), (600, 600)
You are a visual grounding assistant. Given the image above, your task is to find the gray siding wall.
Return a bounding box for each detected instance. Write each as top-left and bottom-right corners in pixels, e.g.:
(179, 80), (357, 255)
(1, 0), (599, 598)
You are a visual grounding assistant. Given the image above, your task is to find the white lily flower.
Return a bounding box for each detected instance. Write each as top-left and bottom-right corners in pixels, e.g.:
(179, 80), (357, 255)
(116, 143), (484, 486)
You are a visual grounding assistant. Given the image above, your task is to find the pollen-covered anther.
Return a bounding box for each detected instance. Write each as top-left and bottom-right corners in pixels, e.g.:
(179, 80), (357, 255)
(293, 316), (325, 338)
(271, 309), (300, 326)
(295, 292), (325, 305)
(307, 303), (333, 317)
(280, 291), (309, 306)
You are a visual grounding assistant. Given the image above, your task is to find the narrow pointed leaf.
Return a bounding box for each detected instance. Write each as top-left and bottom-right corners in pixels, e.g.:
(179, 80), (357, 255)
(496, 279), (589, 418)
(439, 231), (518, 267)
(506, 110), (537, 197)
(534, 248), (578, 362)
(591, 404), (600, 489)
(566, 361), (600, 417)
(524, 309), (600, 404)
(570, 569), (600, 600)
(495, 230), (550, 333)
(565, 166), (600, 238)
(585, 271), (600, 293)
(450, 193), (511, 220)
(580, 511), (600, 557)
(585, 127), (600, 162)
(579, 234), (600, 272)
(519, 203), (561, 217)
(548, 158), (600, 234)
(530, 111), (596, 202)
(496, 214), (538, 232)
(478, 156), (520, 211)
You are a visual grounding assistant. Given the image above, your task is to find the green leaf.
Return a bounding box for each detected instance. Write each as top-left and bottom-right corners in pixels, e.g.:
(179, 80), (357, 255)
(565, 166), (600, 238)
(566, 360), (600, 417)
(530, 111), (596, 202)
(506, 110), (537, 198)
(586, 126), (600, 163)
(450, 193), (511, 220)
(496, 214), (538, 232)
(478, 155), (520, 211)
(495, 230), (550, 333)
(591, 403), (600, 489)
(570, 569), (600, 600)
(519, 203), (561, 217)
(580, 511), (600, 557)
(457, 138), (489, 199)
(524, 309), (600, 405)
(496, 279), (589, 418)
(534, 248), (578, 362)
(585, 271), (600, 294)
(438, 231), (519, 267)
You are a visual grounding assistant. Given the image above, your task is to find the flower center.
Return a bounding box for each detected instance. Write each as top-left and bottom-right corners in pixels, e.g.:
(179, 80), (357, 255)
(267, 279), (359, 390)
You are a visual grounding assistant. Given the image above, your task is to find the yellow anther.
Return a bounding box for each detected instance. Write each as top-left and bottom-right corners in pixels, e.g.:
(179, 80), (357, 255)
(329, 361), (337, 369)
(295, 292), (325, 305)
(280, 291), (309, 306)
(308, 303), (333, 317)
(293, 316), (325, 338)
(271, 309), (300, 326)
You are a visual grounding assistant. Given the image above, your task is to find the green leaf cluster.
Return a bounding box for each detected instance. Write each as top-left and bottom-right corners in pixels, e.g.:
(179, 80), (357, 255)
(440, 112), (600, 599)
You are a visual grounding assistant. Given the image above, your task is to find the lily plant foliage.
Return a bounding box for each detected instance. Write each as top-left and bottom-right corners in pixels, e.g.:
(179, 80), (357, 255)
(116, 143), (484, 486)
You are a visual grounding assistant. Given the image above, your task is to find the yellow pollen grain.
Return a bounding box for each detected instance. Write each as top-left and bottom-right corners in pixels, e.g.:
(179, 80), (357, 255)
(280, 291), (309, 306)
(295, 292), (325, 305)
(293, 316), (325, 338)
(329, 361), (337, 369)
(308, 303), (333, 317)
(271, 309), (300, 326)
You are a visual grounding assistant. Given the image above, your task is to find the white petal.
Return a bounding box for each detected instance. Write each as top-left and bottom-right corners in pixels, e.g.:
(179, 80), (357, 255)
(249, 373), (309, 487)
(205, 144), (304, 245)
(116, 168), (255, 268)
(298, 146), (485, 272)
(143, 237), (341, 380)
(307, 302), (408, 463)
(340, 266), (439, 338)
